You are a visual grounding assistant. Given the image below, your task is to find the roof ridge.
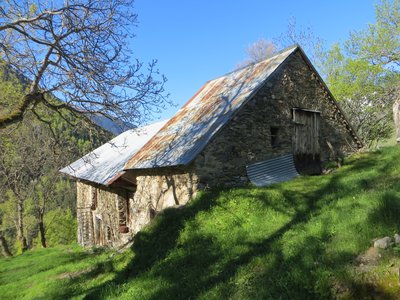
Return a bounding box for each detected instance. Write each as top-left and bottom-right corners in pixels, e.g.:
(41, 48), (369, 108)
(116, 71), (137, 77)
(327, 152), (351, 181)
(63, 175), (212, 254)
(210, 44), (299, 82)
(124, 46), (298, 170)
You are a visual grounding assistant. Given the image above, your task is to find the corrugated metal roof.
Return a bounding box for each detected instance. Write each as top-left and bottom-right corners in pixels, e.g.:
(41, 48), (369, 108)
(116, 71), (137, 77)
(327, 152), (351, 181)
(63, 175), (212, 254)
(124, 46), (299, 170)
(246, 154), (299, 187)
(60, 120), (168, 185)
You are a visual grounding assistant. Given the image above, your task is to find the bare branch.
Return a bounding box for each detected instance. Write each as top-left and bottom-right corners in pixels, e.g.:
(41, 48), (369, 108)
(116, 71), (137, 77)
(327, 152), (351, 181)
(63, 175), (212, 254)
(0, 0), (171, 131)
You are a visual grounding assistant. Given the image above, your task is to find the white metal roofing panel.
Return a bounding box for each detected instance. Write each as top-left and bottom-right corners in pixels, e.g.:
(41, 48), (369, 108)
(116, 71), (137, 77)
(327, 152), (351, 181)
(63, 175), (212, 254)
(60, 119), (168, 185)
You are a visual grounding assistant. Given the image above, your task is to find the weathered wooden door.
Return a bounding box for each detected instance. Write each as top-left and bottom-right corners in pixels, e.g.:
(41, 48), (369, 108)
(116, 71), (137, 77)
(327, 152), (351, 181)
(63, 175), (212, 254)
(292, 108), (322, 175)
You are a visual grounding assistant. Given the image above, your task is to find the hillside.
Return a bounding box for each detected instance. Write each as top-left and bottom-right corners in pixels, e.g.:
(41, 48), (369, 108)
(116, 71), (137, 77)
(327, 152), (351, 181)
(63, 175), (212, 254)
(1, 146), (400, 299)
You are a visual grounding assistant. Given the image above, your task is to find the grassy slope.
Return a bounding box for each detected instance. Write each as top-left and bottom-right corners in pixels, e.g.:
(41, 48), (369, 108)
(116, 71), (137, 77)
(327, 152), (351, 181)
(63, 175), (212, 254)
(1, 146), (400, 299)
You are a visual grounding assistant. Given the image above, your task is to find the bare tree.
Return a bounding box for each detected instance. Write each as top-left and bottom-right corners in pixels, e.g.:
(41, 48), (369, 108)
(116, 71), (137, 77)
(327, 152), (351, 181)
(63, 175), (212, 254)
(236, 38), (277, 69)
(274, 17), (326, 74)
(0, 0), (170, 130)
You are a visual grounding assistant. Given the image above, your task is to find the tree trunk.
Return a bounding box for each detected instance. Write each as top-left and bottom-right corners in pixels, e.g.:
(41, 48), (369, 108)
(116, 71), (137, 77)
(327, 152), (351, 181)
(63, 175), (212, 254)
(0, 235), (12, 257)
(17, 198), (28, 252)
(0, 94), (38, 129)
(394, 99), (400, 144)
(38, 207), (47, 248)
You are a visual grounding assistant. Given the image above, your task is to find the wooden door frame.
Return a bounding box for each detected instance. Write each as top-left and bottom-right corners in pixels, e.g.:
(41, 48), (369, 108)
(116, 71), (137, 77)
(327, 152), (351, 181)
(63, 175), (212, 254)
(292, 108), (322, 175)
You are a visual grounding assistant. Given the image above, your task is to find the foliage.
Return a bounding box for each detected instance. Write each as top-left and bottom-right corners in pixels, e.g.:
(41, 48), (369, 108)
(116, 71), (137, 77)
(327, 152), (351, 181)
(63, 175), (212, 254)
(0, 65), (110, 255)
(40, 209), (77, 247)
(321, 0), (400, 147)
(1, 146), (400, 299)
(347, 0), (400, 69)
(268, 3), (400, 147)
(322, 44), (398, 146)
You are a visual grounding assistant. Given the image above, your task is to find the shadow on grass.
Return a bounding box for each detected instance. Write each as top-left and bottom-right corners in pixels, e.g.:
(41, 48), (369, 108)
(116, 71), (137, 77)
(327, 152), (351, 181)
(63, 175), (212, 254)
(62, 148), (400, 299)
(368, 191), (400, 231)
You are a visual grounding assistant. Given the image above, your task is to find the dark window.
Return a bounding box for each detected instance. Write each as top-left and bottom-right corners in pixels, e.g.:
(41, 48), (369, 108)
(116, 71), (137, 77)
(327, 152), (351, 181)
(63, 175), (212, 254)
(118, 194), (129, 226)
(270, 127), (279, 147)
(149, 207), (157, 220)
(106, 226), (112, 241)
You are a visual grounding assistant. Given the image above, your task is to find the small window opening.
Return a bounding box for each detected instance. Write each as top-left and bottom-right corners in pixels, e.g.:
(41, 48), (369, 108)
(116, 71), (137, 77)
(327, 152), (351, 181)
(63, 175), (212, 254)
(270, 127), (279, 147)
(149, 207), (157, 220)
(106, 226), (112, 241)
(118, 194), (130, 233)
(118, 195), (128, 226)
(90, 187), (97, 210)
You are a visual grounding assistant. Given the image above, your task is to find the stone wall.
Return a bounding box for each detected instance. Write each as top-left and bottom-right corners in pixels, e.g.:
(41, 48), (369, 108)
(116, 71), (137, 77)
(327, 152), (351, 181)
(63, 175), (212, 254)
(76, 181), (132, 247)
(129, 169), (199, 235)
(193, 50), (359, 186)
(77, 171), (198, 247)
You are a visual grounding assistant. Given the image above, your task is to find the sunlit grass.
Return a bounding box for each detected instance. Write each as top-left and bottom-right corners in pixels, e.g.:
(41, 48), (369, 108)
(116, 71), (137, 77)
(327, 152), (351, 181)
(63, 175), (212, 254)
(1, 146), (400, 299)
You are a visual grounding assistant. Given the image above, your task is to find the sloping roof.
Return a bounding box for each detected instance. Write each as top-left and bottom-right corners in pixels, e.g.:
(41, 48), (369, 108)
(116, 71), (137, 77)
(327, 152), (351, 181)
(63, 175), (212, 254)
(124, 45), (299, 170)
(60, 120), (168, 185)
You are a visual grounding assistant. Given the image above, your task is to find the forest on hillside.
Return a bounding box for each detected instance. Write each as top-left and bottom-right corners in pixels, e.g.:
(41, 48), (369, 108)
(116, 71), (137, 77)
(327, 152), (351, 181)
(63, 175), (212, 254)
(0, 65), (111, 254)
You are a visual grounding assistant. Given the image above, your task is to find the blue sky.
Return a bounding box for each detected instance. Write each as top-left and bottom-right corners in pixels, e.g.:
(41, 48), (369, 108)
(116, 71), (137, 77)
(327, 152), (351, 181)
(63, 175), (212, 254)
(132, 0), (377, 121)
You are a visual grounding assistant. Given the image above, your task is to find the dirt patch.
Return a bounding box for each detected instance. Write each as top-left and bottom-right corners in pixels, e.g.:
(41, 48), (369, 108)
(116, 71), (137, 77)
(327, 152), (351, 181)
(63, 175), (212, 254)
(56, 267), (94, 280)
(332, 247), (400, 299)
(355, 247), (381, 269)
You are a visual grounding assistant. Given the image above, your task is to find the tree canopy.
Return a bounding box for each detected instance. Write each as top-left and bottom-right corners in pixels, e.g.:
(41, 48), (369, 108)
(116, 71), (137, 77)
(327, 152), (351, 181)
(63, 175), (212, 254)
(0, 0), (171, 130)
(321, 0), (400, 146)
(0, 64), (109, 254)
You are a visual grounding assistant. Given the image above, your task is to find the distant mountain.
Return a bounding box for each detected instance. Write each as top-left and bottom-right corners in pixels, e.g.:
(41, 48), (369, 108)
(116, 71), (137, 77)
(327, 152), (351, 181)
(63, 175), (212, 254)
(88, 113), (133, 135)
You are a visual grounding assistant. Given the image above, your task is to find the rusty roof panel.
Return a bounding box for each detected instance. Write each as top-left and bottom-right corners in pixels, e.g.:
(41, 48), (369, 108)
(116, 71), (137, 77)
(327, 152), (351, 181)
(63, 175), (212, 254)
(60, 120), (168, 185)
(124, 46), (298, 170)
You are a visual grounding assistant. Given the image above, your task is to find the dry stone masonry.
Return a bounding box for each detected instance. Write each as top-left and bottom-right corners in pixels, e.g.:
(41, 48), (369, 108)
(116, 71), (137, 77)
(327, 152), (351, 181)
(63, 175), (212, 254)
(66, 46), (362, 248)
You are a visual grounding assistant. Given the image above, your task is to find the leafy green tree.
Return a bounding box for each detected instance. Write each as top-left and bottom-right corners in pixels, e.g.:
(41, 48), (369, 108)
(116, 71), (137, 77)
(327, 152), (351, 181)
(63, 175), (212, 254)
(321, 0), (400, 146)
(42, 209), (77, 247)
(322, 44), (398, 146)
(347, 0), (400, 69)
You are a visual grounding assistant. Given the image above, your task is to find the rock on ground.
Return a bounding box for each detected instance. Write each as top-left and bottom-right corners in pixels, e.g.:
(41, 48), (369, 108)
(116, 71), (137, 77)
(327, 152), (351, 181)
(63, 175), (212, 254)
(373, 237), (392, 249)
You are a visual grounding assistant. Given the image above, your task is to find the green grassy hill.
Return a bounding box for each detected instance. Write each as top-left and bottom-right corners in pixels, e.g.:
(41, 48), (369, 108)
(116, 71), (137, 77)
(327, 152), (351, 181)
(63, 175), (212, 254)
(1, 146), (400, 299)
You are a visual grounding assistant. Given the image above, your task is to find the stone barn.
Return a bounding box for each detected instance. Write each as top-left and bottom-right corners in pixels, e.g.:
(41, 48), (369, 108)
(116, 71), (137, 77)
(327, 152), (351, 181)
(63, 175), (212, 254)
(61, 45), (363, 247)
(60, 120), (168, 247)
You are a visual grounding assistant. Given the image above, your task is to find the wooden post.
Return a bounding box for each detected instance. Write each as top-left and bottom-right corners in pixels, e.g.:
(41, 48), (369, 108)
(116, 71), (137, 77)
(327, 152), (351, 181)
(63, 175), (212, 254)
(394, 100), (400, 144)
